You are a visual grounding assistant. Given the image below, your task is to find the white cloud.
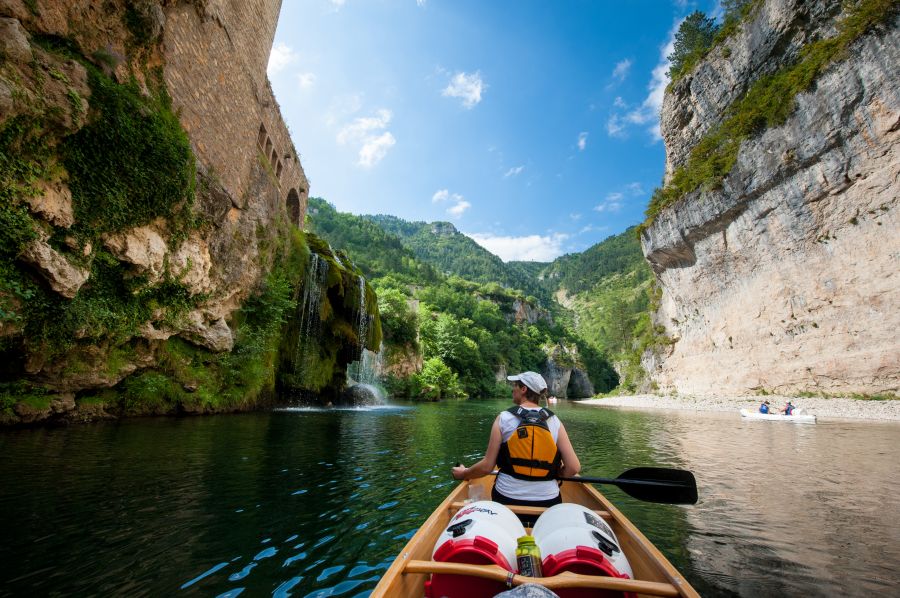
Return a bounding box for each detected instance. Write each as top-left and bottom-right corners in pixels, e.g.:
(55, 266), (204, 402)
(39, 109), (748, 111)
(432, 189), (470, 217)
(569, 213), (582, 221)
(329, 0), (346, 7)
(606, 114), (626, 138)
(268, 42), (298, 76)
(594, 192), (624, 213)
(447, 200), (471, 218)
(627, 182), (645, 195)
(297, 72), (316, 90)
(443, 71), (486, 108)
(577, 132), (588, 151)
(416, 0), (427, 5)
(504, 165), (525, 177)
(612, 58), (632, 82)
(358, 132), (396, 168)
(606, 22), (678, 141)
(467, 232), (569, 262)
(337, 109), (395, 168)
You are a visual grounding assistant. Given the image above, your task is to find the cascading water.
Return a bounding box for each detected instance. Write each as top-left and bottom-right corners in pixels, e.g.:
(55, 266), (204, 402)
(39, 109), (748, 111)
(291, 253), (330, 378)
(346, 275), (385, 404)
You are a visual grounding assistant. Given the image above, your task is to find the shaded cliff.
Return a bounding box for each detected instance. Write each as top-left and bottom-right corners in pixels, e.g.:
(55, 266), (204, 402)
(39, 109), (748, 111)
(641, 0), (899, 395)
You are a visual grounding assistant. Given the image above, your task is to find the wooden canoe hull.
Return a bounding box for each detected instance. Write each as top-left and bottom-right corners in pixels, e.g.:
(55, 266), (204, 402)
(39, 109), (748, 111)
(371, 474), (699, 597)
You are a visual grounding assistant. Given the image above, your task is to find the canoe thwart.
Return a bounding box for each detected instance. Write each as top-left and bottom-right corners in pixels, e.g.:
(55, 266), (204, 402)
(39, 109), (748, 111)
(448, 501), (611, 520)
(403, 560), (681, 597)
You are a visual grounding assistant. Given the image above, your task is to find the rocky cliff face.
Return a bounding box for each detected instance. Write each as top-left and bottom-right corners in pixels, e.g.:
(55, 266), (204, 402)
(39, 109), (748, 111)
(0, 1), (376, 424)
(642, 0), (899, 396)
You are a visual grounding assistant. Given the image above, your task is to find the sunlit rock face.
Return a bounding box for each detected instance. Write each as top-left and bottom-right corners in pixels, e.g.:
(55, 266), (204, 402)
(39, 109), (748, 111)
(642, 1), (899, 396)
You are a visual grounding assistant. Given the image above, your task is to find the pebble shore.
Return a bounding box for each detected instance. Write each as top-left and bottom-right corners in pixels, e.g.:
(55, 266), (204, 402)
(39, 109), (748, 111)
(575, 394), (900, 421)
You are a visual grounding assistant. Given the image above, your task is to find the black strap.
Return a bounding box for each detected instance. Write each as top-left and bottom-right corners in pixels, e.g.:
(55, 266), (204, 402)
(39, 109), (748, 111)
(506, 406), (554, 421)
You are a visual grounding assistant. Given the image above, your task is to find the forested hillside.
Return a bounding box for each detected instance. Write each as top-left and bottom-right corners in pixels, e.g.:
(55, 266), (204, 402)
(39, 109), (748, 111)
(307, 199), (617, 399)
(365, 215), (550, 301)
(540, 229), (666, 393)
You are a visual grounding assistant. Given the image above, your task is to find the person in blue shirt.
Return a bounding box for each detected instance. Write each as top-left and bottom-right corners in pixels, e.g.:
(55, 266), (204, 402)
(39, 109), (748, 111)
(759, 400), (771, 414)
(781, 401), (795, 415)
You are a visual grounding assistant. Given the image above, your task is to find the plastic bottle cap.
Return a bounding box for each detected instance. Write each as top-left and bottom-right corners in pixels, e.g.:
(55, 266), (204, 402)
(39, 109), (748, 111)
(517, 535), (536, 545)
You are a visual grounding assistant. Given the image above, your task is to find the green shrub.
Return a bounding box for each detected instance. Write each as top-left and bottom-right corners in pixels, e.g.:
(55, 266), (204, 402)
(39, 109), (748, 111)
(63, 66), (195, 240)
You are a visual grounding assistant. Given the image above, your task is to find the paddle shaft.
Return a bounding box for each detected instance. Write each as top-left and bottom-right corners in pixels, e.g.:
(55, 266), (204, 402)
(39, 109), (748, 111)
(487, 466), (698, 505)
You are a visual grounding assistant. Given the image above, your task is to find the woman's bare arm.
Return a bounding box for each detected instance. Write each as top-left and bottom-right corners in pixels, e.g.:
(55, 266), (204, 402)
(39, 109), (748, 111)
(556, 423), (581, 478)
(452, 416), (502, 480)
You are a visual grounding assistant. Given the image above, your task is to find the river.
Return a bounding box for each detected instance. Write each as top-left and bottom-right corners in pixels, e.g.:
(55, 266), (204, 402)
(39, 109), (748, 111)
(1, 399), (897, 597)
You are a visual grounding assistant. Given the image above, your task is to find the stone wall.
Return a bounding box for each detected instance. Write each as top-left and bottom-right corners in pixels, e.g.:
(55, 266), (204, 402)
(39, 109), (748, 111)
(162, 0), (308, 224)
(642, 1), (899, 396)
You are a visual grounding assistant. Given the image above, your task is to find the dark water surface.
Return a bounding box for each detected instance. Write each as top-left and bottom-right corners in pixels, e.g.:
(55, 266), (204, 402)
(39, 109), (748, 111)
(1, 400), (898, 597)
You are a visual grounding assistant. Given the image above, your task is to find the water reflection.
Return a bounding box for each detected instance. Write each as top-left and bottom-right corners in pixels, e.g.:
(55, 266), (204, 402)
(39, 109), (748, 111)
(0, 401), (897, 597)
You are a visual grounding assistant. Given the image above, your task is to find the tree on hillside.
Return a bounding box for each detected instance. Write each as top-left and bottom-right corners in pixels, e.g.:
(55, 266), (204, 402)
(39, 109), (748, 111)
(668, 11), (718, 79)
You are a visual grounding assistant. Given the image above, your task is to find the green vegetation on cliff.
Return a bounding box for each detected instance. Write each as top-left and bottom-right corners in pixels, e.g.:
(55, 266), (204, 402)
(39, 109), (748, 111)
(643, 0), (898, 232)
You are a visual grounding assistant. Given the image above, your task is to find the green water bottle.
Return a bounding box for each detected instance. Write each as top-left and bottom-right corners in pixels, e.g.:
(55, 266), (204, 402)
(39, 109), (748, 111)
(515, 535), (543, 577)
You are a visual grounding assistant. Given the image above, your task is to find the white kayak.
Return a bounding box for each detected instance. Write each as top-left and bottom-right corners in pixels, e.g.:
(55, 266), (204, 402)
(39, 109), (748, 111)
(740, 409), (816, 424)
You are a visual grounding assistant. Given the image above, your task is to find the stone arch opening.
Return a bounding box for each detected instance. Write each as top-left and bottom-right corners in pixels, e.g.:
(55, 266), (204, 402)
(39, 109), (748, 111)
(286, 188), (301, 226)
(257, 123), (268, 149)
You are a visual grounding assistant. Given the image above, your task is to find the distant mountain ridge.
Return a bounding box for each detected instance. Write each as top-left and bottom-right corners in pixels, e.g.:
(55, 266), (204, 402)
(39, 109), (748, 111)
(364, 214), (550, 301)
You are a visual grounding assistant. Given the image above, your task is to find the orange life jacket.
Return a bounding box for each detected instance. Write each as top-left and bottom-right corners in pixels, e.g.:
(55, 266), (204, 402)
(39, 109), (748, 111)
(497, 406), (562, 481)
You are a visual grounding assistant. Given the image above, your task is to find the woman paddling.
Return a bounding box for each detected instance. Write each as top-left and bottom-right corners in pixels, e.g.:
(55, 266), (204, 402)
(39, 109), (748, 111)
(451, 371), (581, 522)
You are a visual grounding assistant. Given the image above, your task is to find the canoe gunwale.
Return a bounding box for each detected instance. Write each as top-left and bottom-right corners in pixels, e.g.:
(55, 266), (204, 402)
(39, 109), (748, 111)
(370, 474), (700, 597)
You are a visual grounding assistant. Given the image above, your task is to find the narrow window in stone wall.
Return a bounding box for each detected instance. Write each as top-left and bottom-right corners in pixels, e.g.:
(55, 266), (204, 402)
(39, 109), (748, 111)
(270, 147), (278, 165)
(286, 188), (301, 226)
(265, 137), (273, 157)
(257, 124), (267, 149)
(276, 160), (283, 179)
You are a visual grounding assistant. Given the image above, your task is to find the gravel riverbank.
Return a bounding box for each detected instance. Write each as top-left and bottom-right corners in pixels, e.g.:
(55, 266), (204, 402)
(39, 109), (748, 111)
(575, 395), (900, 421)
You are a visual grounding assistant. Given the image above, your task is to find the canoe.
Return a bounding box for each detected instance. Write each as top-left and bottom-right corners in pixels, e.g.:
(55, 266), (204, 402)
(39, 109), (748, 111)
(740, 408), (816, 424)
(371, 474), (700, 597)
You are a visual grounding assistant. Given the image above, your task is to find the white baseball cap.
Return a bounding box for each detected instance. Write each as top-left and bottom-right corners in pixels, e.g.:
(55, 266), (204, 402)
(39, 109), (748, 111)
(507, 371), (547, 394)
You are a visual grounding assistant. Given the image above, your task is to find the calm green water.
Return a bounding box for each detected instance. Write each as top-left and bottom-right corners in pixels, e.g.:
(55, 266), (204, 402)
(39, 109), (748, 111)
(1, 399), (898, 597)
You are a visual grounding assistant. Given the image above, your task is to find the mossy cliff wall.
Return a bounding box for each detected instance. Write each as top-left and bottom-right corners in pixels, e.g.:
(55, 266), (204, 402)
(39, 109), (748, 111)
(0, 1), (373, 424)
(640, 0), (899, 396)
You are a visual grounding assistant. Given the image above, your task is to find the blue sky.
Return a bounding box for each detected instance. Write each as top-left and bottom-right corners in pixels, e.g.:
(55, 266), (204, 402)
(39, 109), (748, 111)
(268, 0), (722, 261)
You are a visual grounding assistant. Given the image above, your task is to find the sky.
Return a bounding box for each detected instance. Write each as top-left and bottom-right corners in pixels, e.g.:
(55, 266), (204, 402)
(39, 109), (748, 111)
(268, 0), (724, 262)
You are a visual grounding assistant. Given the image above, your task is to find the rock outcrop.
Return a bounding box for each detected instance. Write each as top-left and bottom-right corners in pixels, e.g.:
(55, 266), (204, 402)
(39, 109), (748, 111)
(642, 1), (899, 396)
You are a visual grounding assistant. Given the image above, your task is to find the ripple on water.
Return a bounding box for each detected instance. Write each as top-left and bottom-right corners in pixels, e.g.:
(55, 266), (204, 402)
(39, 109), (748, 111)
(253, 547), (277, 561)
(316, 565), (345, 582)
(227, 563), (256, 582)
(312, 534), (335, 548)
(180, 562), (229, 589)
(376, 500), (398, 510)
(283, 552), (307, 567)
(215, 588), (245, 598)
(273, 575), (303, 598)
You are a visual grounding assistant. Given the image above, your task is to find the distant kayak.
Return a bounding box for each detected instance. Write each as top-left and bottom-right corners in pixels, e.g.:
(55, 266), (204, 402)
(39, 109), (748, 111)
(740, 409), (816, 424)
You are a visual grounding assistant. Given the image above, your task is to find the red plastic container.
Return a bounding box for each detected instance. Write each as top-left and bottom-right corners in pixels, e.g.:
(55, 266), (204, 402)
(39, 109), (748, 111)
(542, 545), (637, 598)
(425, 535), (514, 598)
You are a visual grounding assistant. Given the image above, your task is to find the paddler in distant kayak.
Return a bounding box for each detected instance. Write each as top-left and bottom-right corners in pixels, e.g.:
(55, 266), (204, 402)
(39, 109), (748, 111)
(759, 400), (771, 414)
(780, 400), (795, 415)
(451, 371), (581, 522)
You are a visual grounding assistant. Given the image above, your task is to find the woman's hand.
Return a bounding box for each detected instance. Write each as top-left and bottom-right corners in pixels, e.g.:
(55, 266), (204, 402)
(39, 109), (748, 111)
(451, 464), (467, 480)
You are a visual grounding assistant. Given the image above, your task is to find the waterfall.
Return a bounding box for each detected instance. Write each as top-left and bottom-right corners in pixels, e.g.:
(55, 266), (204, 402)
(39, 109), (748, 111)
(346, 274), (386, 402)
(292, 253), (329, 377)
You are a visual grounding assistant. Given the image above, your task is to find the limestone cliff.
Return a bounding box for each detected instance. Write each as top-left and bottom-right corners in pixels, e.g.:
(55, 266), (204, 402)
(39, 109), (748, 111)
(641, 0), (899, 396)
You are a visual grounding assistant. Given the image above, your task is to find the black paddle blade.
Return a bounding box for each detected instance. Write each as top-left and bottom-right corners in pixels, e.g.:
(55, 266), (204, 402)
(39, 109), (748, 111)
(615, 467), (698, 505)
